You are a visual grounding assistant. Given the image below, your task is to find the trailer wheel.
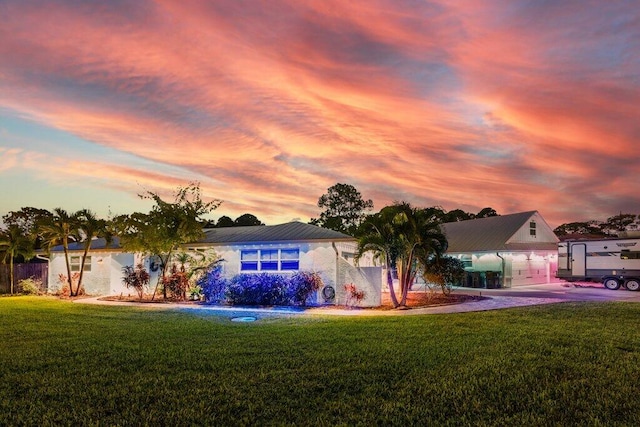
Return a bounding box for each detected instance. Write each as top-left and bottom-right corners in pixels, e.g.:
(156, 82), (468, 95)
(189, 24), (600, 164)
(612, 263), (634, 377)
(603, 278), (620, 290)
(625, 279), (640, 292)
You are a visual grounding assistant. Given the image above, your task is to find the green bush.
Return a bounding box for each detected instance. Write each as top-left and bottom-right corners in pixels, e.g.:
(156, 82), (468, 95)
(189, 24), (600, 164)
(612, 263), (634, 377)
(18, 277), (42, 295)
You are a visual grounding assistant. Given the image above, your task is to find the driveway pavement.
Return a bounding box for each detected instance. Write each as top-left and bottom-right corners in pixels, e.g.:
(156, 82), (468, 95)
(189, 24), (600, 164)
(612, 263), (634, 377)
(457, 281), (640, 302)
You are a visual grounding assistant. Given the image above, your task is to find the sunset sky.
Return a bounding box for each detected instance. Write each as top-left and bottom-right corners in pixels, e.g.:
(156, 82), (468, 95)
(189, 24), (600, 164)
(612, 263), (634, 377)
(1, 0), (638, 228)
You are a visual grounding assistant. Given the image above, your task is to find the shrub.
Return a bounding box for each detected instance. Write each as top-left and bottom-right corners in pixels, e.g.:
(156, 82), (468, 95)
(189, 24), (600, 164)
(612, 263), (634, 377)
(198, 264), (228, 303)
(199, 269), (324, 307)
(162, 264), (190, 301)
(423, 256), (466, 295)
(55, 273), (83, 297)
(122, 263), (150, 300)
(226, 273), (290, 306)
(18, 277), (43, 295)
(288, 271), (323, 306)
(344, 283), (365, 307)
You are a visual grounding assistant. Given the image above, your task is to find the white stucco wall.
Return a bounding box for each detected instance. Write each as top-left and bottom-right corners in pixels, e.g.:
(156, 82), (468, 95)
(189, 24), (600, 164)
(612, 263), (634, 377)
(48, 241), (383, 304)
(211, 241), (382, 306)
(49, 251), (119, 295)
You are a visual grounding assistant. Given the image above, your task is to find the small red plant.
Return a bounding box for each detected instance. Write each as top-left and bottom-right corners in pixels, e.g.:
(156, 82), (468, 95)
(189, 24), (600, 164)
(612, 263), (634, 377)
(344, 283), (365, 308)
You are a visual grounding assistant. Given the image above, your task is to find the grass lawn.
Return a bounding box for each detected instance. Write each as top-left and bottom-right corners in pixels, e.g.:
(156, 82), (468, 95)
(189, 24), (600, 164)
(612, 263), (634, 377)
(2, 297), (640, 425)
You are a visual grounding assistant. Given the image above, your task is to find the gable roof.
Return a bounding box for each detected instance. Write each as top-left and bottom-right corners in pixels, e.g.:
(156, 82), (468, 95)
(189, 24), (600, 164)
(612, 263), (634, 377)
(441, 211), (557, 253)
(197, 221), (354, 245)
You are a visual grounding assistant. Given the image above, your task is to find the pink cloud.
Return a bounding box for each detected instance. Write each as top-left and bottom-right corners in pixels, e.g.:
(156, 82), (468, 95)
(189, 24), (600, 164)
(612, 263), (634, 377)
(1, 0), (638, 227)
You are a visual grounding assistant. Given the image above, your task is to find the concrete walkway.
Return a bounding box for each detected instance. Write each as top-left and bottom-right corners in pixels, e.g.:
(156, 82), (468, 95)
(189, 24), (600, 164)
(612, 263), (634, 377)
(73, 293), (567, 317)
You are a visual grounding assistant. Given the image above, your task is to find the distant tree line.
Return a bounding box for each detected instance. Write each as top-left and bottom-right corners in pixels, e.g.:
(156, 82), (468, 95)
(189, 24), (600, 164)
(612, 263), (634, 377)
(203, 213), (265, 228)
(553, 213), (640, 238)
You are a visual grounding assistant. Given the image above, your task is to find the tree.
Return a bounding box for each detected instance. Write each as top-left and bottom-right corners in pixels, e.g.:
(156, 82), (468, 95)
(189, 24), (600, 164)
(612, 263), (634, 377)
(0, 225), (36, 294)
(356, 203), (448, 308)
(391, 203), (448, 307)
(114, 183), (221, 299)
(216, 215), (234, 227)
(310, 183), (373, 235)
(440, 209), (472, 223)
(3, 207), (53, 251)
(355, 209), (402, 307)
(554, 221), (606, 237)
(603, 213), (637, 236)
(234, 213), (265, 226)
(39, 208), (81, 296)
(75, 209), (112, 297)
(422, 255), (466, 295)
(475, 207), (498, 218)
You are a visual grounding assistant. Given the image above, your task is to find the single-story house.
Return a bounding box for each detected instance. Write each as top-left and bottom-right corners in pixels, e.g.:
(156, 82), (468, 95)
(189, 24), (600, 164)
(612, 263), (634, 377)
(441, 211), (559, 288)
(47, 222), (382, 307)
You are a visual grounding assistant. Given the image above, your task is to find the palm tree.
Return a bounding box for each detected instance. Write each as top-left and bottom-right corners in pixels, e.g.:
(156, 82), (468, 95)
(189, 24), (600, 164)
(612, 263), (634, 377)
(355, 207), (403, 307)
(391, 203), (448, 307)
(355, 203), (447, 308)
(75, 209), (112, 296)
(0, 225), (36, 294)
(39, 208), (80, 296)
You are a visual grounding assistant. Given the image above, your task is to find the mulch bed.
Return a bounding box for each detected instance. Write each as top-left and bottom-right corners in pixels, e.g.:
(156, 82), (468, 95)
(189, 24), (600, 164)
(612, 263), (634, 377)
(97, 291), (485, 310)
(376, 292), (485, 310)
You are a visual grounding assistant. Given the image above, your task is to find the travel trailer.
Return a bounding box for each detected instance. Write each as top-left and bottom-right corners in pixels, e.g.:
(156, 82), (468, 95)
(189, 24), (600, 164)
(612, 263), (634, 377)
(556, 238), (640, 291)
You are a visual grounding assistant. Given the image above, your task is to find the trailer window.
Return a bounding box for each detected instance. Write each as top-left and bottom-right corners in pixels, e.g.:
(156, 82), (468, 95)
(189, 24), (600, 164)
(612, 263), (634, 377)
(621, 250), (640, 260)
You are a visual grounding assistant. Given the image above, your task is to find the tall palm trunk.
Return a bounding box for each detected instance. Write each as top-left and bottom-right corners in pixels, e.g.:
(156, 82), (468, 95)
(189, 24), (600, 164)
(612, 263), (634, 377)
(386, 255), (399, 308)
(9, 257), (14, 295)
(76, 246), (91, 297)
(62, 237), (75, 296)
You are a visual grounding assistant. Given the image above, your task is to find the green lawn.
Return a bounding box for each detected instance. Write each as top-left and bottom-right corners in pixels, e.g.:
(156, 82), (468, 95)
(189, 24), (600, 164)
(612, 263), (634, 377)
(1, 297), (640, 425)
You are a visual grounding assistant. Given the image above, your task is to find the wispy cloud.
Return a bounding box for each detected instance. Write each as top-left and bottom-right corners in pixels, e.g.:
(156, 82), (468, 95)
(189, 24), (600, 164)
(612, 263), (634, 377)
(1, 0), (638, 225)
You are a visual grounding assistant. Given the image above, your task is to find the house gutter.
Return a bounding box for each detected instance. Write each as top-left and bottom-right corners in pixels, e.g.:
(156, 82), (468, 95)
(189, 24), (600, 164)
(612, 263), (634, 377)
(496, 252), (505, 288)
(332, 242), (340, 303)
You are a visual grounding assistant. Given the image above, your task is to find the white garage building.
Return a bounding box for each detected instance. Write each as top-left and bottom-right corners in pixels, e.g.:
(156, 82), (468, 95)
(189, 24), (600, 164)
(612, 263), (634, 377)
(441, 211), (559, 288)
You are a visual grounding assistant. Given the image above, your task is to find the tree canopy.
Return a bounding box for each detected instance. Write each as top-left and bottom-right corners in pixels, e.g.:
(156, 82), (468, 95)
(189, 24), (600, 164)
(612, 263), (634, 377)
(554, 213), (639, 238)
(113, 183), (221, 299)
(234, 213), (265, 226)
(0, 224), (36, 294)
(310, 183), (373, 235)
(356, 202), (447, 308)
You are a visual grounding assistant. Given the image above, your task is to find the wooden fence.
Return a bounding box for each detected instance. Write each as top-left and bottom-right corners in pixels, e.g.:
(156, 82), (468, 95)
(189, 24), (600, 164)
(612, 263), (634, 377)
(0, 263), (49, 294)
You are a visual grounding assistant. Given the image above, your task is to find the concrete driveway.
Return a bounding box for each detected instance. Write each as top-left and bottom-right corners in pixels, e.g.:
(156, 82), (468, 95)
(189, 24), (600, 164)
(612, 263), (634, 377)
(458, 281), (640, 302)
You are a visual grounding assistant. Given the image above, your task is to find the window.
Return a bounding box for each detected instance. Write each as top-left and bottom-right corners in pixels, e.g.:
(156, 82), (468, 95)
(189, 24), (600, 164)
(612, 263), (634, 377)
(240, 250), (258, 271)
(240, 249), (300, 272)
(70, 256), (91, 272)
(260, 249), (279, 271)
(460, 255), (472, 269)
(280, 249), (300, 270)
(621, 250), (640, 260)
(530, 221), (537, 237)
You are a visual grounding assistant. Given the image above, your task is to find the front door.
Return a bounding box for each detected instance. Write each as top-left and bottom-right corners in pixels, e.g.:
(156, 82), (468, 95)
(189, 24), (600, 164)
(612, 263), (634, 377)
(571, 244), (586, 277)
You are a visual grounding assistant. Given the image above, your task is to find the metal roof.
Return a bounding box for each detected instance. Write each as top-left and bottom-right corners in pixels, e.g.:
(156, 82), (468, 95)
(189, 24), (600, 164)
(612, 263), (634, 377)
(441, 211), (556, 253)
(51, 237), (121, 252)
(50, 222), (353, 252)
(198, 221), (355, 245)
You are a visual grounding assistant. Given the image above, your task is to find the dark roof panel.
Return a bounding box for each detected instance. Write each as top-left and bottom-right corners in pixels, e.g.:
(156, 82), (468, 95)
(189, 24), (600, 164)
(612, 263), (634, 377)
(442, 211), (538, 253)
(52, 237), (121, 252)
(199, 221), (354, 245)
